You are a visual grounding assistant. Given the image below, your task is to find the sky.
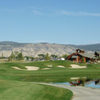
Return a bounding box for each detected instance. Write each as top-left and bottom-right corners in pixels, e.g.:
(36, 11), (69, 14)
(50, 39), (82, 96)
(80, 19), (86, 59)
(0, 0), (100, 45)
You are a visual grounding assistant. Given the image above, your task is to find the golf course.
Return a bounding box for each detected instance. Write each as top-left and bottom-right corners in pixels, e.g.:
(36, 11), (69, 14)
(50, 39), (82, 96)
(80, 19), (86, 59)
(0, 60), (100, 100)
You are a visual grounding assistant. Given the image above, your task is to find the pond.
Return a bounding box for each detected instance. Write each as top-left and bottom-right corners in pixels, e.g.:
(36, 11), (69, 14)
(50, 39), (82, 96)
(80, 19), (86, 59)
(52, 78), (100, 89)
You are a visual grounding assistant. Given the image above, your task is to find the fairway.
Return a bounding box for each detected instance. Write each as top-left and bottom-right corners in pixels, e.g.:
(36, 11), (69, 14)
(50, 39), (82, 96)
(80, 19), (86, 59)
(0, 60), (100, 100)
(0, 80), (72, 100)
(0, 60), (100, 82)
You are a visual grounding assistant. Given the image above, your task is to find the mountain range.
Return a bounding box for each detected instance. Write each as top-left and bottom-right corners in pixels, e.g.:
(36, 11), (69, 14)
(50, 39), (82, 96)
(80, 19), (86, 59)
(0, 41), (99, 57)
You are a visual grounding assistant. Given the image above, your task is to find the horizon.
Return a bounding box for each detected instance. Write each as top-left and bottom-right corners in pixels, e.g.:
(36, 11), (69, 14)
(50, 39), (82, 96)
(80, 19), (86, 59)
(0, 41), (100, 46)
(0, 0), (100, 45)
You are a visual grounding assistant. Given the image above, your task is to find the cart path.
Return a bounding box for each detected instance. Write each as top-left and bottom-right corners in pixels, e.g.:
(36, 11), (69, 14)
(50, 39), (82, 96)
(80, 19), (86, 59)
(40, 83), (100, 100)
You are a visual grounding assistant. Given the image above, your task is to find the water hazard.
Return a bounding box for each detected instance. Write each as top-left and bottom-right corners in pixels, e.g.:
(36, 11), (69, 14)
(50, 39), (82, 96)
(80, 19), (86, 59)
(53, 77), (100, 88)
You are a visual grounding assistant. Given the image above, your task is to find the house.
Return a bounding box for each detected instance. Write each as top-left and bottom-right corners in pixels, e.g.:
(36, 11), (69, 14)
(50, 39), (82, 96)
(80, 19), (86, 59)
(94, 51), (100, 57)
(94, 51), (100, 62)
(67, 49), (95, 63)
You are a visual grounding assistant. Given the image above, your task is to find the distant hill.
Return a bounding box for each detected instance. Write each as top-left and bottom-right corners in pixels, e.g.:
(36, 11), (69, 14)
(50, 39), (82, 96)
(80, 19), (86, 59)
(74, 44), (100, 51)
(0, 41), (99, 57)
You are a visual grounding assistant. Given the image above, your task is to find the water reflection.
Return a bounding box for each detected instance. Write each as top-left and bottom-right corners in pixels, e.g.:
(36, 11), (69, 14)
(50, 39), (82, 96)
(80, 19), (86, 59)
(53, 77), (100, 88)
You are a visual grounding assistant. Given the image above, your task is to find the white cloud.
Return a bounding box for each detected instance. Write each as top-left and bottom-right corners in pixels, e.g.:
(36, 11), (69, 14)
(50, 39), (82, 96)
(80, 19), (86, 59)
(60, 10), (100, 16)
(32, 10), (43, 15)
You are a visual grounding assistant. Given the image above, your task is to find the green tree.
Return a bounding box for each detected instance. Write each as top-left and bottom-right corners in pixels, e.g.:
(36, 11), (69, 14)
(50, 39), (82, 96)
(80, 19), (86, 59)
(45, 53), (50, 60)
(30, 57), (34, 61)
(8, 51), (15, 61)
(2, 53), (4, 59)
(82, 57), (85, 63)
(62, 54), (68, 59)
(51, 55), (58, 58)
(50, 54), (58, 60)
(14, 51), (19, 60)
(25, 56), (29, 61)
(8, 56), (12, 61)
(38, 54), (45, 59)
(17, 52), (24, 60)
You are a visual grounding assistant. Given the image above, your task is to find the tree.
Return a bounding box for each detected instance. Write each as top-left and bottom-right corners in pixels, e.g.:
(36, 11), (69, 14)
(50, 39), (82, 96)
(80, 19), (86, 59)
(11, 51), (16, 59)
(17, 52), (24, 60)
(2, 53), (4, 59)
(45, 53), (50, 60)
(25, 56), (29, 61)
(50, 54), (58, 60)
(38, 54), (45, 59)
(8, 51), (15, 61)
(30, 57), (34, 61)
(8, 56), (13, 61)
(82, 57), (85, 63)
(51, 54), (58, 58)
(62, 54), (68, 59)
(14, 51), (19, 60)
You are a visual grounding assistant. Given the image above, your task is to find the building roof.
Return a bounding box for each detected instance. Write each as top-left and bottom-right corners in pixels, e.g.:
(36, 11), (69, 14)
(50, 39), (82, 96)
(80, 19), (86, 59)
(78, 53), (95, 59)
(71, 56), (78, 58)
(95, 51), (100, 54)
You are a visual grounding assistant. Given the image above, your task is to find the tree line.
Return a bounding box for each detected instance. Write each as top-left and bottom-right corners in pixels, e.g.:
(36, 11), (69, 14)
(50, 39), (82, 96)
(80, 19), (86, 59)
(0, 52), (69, 61)
(8, 51), (24, 61)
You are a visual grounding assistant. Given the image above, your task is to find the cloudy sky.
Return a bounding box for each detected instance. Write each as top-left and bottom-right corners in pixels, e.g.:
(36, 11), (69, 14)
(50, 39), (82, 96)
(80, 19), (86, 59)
(0, 0), (100, 45)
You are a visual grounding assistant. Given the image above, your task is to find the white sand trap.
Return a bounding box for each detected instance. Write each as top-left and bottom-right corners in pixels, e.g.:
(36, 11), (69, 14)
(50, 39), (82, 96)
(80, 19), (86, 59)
(71, 77), (86, 80)
(12, 67), (22, 70)
(57, 65), (65, 68)
(71, 77), (80, 80)
(25, 66), (39, 70)
(48, 65), (52, 67)
(12, 66), (39, 71)
(42, 68), (50, 70)
(71, 64), (87, 68)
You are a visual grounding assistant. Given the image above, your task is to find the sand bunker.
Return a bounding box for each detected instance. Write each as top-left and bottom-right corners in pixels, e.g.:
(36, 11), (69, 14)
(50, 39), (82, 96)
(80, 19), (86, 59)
(25, 66), (39, 70)
(71, 77), (86, 80)
(12, 66), (39, 71)
(71, 64), (87, 68)
(57, 65), (65, 68)
(48, 65), (52, 67)
(12, 67), (22, 70)
(42, 68), (50, 70)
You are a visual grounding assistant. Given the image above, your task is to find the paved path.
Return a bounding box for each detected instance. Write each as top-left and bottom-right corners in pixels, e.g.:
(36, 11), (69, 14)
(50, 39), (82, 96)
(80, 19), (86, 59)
(40, 83), (100, 100)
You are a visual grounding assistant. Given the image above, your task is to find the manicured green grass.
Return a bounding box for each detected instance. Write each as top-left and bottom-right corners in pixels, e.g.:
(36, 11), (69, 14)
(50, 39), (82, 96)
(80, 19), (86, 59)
(0, 60), (100, 82)
(0, 60), (100, 100)
(0, 80), (72, 100)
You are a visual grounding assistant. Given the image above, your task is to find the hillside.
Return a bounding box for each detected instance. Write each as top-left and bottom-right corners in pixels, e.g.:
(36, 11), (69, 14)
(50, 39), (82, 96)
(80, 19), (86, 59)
(0, 41), (98, 57)
(0, 41), (76, 57)
(74, 44), (100, 51)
